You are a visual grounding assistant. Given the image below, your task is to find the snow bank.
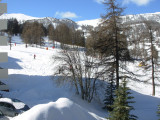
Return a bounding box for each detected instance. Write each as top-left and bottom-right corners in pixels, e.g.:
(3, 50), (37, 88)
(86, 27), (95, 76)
(12, 98), (97, 120)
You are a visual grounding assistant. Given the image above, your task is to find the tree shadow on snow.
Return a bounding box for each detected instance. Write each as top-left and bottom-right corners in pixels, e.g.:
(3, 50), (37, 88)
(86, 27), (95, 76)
(0, 56), (22, 69)
(1, 74), (71, 106)
(130, 90), (160, 120)
(98, 79), (160, 120)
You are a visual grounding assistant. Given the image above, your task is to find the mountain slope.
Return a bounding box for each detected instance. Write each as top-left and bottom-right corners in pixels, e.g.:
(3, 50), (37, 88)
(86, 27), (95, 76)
(0, 12), (160, 28)
(77, 19), (101, 27)
(27, 17), (78, 28)
(0, 13), (78, 28)
(77, 12), (160, 27)
(0, 13), (40, 22)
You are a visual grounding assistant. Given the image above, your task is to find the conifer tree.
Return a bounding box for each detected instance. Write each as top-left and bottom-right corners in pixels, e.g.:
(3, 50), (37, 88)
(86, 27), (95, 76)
(157, 104), (160, 120)
(109, 77), (137, 120)
(95, 0), (131, 88)
(13, 19), (19, 35)
(7, 18), (19, 35)
(103, 71), (116, 111)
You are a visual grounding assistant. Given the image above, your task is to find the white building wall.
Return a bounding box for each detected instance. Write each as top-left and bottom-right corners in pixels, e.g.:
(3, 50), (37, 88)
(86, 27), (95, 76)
(0, 2), (8, 79)
(0, 52), (8, 63)
(0, 36), (7, 46)
(0, 69), (8, 78)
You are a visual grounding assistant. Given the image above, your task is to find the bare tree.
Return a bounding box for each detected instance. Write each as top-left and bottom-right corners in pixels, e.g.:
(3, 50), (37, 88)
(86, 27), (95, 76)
(54, 24), (85, 48)
(21, 22), (45, 47)
(47, 24), (56, 47)
(142, 20), (160, 96)
(53, 45), (104, 102)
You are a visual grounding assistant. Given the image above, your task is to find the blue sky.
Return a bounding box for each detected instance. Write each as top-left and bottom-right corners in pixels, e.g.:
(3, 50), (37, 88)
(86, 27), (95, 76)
(1, 0), (160, 21)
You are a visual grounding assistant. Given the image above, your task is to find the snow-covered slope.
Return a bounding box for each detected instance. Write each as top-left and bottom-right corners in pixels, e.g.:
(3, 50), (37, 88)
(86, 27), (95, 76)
(0, 13), (40, 22)
(27, 17), (78, 28)
(122, 12), (160, 24)
(77, 19), (101, 27)
(0, 13), (78, 28)
(0, 12), (160, 28)
(0, 12), (160, 119)
(77, 12), (160, 27)
(0, 36), (159, 120)
(0, 36), (106, 120)
(12, 98), (97, 120)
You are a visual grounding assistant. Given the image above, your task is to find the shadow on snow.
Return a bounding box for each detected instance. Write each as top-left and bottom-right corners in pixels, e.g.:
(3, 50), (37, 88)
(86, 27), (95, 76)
(0, 56), (22, 69)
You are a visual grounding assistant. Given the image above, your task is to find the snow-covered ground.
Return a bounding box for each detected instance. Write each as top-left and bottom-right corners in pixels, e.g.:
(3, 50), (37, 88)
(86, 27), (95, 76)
(0, 36), (160, 120)
(0, 36), (106, 120)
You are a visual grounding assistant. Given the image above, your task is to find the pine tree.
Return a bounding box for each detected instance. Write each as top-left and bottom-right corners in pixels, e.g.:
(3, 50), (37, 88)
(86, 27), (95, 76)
(109, 78), (137, 120)
(95, 0), (131, 88)
(7, 18), (19, 35)
(103, 71), (116, 111)
(13, 19), (19, 35)
(157, 105), (160, 120)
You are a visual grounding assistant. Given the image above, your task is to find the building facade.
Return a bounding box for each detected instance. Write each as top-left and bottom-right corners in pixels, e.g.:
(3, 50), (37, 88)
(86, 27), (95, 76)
(0, 1), (8, 92)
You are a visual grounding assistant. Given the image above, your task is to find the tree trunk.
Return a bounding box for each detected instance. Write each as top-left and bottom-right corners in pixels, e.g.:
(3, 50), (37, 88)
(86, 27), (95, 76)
(115, 27), (119, 88)
(150, 31), (155, 96)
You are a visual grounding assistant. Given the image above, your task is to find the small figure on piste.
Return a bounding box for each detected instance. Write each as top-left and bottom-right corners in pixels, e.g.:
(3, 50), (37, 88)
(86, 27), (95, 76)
(34, 54), (36, 59)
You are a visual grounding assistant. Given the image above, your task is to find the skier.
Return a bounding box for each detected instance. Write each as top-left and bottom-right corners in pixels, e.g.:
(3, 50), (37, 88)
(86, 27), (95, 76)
(34, 54), (36, 59)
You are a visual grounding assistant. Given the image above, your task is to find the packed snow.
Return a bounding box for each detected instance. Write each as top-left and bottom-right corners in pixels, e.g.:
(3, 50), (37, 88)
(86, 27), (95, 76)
(12, 98), (98, 120)
(0, 36), (160, 120)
